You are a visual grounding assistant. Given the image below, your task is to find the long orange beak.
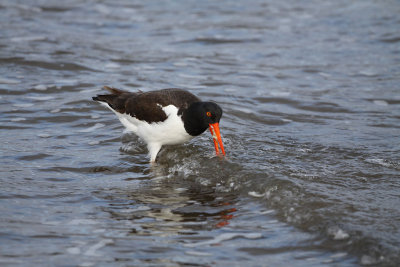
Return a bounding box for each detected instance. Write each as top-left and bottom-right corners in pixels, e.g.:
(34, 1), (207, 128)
(209, 123), (225, 156)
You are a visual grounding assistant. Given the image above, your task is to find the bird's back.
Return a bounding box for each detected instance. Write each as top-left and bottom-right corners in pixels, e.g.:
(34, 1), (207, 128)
(93, 87), (200, 123)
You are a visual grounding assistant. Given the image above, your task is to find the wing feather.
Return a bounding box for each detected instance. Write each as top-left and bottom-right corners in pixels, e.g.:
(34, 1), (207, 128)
(93, 87), (200, 123)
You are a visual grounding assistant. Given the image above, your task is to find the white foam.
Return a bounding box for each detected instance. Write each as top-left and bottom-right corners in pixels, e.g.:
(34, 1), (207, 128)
(34, 84), (48, 90)
(78, 123), (105, 133)
(50, 109), (61, 113)
(0, 78), (21, 84)
(175, 188), (188, 192)
(361, 255), (381, 265)
(372, 100), (388, 106)
(359, 70), (378, 77)
(27, 96), (54, 101)
(88, 141), (100, 145)
(365, 158), (392, 168)
(248, 191), (265, 198)
(11, 117), (26, 122)
(260, 210), (275, 215)
(328, 227), (349, 240)
(184, 232), (262, 248)
(11, 36), (46, 42)
(38, 133), (51, 138)
(105, 62), (121, 69)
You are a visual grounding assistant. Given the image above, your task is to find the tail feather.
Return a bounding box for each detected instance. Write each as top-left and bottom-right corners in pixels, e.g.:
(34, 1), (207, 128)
(92, 86), (127, 104)
(92, 94), (117, 103)
(93, 86), (135, 113)
(102, 86), (127, 95)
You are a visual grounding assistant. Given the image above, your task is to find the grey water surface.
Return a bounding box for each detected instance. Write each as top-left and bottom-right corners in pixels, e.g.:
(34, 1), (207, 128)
(1, 0), (400, 266)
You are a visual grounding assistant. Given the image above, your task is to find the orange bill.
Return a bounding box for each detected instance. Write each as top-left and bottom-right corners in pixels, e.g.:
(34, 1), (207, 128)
(209, 123), (226, 156)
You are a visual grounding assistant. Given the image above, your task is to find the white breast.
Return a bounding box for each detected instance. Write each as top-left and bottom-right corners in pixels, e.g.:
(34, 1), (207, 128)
(116, 104), (193, 146)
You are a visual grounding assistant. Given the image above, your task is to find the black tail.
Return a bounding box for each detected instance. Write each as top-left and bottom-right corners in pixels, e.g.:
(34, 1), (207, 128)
(92, 93), (120, 112)
(102, 86), (126, 95)
(93, 86), (134, 113)
(93, 86), (126, 102)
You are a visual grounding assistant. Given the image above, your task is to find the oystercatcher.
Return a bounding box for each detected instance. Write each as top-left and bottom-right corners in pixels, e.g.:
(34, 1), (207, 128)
(93, 86), (225, 162)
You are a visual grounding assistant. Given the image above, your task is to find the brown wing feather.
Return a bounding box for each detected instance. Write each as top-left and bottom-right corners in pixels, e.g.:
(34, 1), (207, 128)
(93, 87), (200, 123)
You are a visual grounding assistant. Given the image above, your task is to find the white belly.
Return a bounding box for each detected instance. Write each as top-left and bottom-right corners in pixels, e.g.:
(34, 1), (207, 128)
(116, 104), (193, 146)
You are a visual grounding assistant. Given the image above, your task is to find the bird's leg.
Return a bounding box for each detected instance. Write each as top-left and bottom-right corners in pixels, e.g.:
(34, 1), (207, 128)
(147, 143), (162, 163)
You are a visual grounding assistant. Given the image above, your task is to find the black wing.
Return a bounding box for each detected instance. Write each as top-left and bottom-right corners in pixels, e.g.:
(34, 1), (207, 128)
(93, 86), (200, 123)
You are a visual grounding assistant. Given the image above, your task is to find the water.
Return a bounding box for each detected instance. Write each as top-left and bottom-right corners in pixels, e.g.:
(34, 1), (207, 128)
(1, 0), (399, 266)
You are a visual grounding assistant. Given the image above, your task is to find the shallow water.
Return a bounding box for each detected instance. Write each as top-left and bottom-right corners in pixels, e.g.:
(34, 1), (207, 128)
(1, 0), (400, 266)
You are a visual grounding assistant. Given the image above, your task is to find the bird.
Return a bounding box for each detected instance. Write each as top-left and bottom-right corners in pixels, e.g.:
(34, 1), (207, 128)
(93, 86), (225, 162)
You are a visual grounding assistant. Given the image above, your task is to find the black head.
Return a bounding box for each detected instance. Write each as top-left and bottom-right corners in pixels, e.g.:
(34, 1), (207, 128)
(182, 102), (223, 136)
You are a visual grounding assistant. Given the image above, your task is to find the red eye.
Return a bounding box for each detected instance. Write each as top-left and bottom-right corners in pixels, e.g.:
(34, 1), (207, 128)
(206, 112), (212, 117)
